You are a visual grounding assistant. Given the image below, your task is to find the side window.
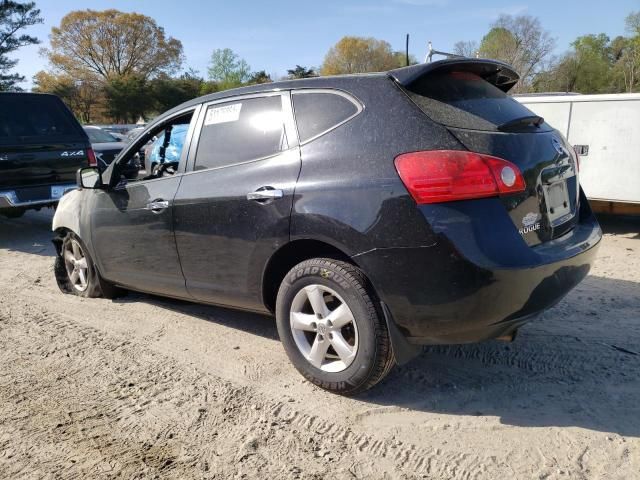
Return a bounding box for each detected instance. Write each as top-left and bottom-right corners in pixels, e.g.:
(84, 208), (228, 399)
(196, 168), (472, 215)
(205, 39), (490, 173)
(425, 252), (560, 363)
(292, 91), (360, 143)
(118, 111), (194, 183)
(195, 95), (287, 171)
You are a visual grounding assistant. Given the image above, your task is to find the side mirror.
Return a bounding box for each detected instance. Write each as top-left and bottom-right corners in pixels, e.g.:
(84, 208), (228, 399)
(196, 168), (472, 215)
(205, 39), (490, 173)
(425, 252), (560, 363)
(76, 167), (103, 189)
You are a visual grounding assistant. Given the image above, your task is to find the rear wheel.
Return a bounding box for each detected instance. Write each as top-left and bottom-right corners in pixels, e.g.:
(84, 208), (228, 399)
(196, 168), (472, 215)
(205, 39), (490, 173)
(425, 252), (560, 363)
(54, 231), (124, 299)
(276, 258), (394, 395)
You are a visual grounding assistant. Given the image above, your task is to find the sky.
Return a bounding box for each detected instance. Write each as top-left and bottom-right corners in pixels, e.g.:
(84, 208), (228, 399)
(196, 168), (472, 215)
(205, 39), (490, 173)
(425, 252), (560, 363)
(11, 0), (640, 89)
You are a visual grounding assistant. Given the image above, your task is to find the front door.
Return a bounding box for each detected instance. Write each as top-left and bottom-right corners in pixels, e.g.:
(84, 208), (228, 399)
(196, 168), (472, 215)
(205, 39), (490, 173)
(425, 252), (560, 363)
(173, 93), (300, 311)
(90, 108), (199, 297)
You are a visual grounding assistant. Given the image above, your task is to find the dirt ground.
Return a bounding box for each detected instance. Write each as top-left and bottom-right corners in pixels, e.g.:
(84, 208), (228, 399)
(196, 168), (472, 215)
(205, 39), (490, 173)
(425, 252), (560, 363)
(0, 209), (638, 479)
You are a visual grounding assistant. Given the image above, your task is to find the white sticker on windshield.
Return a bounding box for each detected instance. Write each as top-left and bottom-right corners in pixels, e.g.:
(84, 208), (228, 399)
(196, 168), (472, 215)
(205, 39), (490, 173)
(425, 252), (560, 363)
(204, 103), (242, 126)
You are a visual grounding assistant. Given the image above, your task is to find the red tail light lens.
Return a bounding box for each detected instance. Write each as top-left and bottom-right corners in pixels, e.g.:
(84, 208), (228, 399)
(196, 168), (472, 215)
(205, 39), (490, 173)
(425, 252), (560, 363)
(87, 148), (97, 167)
(394, 150), (526, 204)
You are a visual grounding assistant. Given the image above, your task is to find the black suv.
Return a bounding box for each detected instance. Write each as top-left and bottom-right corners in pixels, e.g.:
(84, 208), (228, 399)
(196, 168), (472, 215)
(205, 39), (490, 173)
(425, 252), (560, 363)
(0, 93), (95, 218)
(52, 59), (601, 395)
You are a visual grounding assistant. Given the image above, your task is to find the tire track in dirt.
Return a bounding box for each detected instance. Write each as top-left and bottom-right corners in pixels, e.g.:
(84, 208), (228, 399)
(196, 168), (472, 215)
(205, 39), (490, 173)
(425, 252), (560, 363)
(1, 302), (507, 479)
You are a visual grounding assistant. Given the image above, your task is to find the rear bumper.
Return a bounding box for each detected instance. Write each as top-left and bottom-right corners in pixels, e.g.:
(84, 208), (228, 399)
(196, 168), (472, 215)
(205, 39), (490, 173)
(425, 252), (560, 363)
(0, 184), (76, 209)
(354, 195), (602, 345)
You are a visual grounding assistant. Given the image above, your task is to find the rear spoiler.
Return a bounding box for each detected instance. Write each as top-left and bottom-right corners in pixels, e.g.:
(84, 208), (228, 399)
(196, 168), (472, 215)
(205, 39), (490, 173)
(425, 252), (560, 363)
(388, 58), (520, 93)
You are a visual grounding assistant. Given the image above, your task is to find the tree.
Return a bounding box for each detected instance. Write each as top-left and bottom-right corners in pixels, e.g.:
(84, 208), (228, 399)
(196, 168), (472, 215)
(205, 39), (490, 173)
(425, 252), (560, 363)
(0, 1), (42, 90)
(33, 71), (102, 123)
(612, 12), (640, 92)
(44, 9), (183, 81)
(287, 65), (316, 79)
(321, 36), (399, 75)
(453, 40), (478, 58)
(478, 15), (555, 92)
(207, 48), (251, 89)
(248, 70), (272, 84)
(150, 72), (204, 113)
(104, 74), (153, 123)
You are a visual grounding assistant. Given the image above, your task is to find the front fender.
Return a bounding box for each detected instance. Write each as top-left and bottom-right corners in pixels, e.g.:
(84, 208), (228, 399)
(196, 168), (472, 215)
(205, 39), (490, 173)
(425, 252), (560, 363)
(52, 189), (82, 235)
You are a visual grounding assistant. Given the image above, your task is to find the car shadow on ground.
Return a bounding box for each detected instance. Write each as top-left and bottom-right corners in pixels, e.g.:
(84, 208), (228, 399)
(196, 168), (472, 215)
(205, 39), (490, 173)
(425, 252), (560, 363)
(597, 213), (640, 238)
(358, 273), (640, 438)
(0, 209), (56, 257)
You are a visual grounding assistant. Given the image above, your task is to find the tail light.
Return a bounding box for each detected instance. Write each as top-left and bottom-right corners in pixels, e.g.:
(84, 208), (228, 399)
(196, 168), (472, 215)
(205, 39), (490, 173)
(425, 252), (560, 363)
(394, 150), (526, 204)
(87, 148), (97, 167)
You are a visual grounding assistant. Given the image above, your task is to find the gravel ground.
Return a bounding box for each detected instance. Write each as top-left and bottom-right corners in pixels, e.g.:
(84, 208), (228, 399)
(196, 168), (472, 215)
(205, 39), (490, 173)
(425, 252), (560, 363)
(0, 209), (638, 479)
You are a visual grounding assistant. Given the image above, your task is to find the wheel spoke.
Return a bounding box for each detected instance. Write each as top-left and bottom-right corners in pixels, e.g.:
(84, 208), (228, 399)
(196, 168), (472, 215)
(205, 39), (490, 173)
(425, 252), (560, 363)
(76, 257), (87, 269)
(330, 331), (355, 363)
(327, 303), (353, 329)
(307, 334), (330, 368)
(70, 270), (79, 284)
(304, 285), (329, 318)
(77, 268), (87, 287)
(71, 241), (81, 259)
(64, 251), (75, 265)
(291, 312), (317, 331)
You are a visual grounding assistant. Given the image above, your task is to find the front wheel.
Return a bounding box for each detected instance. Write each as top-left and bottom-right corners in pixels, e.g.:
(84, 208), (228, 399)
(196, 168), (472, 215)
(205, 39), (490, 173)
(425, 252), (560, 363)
(276, 258), (394, 395)
(54, 231), (124, 299)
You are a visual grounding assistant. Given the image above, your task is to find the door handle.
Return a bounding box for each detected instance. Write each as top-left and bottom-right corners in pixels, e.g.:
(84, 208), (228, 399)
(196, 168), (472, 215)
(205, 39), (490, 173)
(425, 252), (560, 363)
(145, 200), (170, 212)
(246, 189), (284, 201)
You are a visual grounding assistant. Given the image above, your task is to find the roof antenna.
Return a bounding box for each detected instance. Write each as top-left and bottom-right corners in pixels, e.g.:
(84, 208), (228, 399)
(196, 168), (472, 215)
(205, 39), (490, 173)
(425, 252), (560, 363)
(405, 34), (410, 67)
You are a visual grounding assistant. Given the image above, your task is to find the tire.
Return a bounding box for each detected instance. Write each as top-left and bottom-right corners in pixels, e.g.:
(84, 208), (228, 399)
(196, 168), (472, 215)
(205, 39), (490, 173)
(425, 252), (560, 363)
(0, 208), (26, 219)
(54, 231), (125, 299)
(276, 258), (395, 395)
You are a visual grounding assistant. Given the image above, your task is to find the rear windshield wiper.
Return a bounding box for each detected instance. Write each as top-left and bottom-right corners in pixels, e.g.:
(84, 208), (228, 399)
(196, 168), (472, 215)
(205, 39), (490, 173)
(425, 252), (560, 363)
(497, 115), (544, 132)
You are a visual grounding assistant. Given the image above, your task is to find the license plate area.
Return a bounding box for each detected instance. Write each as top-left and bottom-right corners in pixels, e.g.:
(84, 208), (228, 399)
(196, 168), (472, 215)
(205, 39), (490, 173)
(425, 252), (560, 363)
(544, 180), (573, 226)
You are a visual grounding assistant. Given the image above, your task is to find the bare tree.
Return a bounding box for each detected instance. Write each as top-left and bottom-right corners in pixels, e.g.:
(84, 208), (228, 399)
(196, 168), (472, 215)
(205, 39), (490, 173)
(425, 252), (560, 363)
(453, 40), (478, 58)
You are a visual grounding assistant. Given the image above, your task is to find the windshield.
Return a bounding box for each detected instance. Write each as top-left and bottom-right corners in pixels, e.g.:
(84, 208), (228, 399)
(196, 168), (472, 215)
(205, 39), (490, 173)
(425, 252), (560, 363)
(84, 127), (119, 143)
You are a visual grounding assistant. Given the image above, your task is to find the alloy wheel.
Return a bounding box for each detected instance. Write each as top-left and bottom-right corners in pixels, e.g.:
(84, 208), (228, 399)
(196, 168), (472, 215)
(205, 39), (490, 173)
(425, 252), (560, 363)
(289, 284), (359, 373)
(63, 239), (89, 292)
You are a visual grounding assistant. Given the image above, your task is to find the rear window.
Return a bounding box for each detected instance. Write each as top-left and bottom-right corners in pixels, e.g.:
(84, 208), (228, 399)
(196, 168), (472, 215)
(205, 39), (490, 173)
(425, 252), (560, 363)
(403, 71), (545, 131)
(84, 128), (118, 143)
(0, 94), (82, 144)
(293, 91), (360, 143)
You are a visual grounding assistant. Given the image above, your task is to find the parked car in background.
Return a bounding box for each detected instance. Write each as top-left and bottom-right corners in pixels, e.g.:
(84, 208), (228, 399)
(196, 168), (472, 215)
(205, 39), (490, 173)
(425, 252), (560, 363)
(52, 59), (602, 394)
(0, 92), (95, 218)
(125, 126), (145, 143)
(83, 126), (138, 177)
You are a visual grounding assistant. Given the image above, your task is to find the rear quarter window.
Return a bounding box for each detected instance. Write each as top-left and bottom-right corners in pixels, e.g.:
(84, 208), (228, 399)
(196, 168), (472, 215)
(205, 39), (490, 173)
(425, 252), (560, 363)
(292, 91), (361, 143)
(0, 94), (82, 144)
(403, 71), (546, 131)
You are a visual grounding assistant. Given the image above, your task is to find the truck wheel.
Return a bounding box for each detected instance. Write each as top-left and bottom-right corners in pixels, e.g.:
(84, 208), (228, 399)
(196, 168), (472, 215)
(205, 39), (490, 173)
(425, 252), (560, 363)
(54, 231), (125, 299)
(276, 258), (394, 395)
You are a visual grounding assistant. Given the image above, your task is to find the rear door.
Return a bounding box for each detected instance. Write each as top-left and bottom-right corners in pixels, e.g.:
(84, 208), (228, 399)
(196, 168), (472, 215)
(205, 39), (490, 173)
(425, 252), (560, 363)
(173, 92), (300, 311)
(394, 61), (580, 246)
(0, 93), (90, 199)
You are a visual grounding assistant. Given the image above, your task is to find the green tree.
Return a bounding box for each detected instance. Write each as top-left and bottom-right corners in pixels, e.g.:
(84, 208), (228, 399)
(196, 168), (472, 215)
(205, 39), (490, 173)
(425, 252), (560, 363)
(0, 1), (42, 90)
(207, 48), (251, 89)
(321, 36), (399, 75)
(478, 15), (555, 92)
(44, 9), (183, 81)
(104, 74), (153, 123)
(287, 65), (316, 79)
(248, 70), (272, 84)
(150, 74), (204, 113)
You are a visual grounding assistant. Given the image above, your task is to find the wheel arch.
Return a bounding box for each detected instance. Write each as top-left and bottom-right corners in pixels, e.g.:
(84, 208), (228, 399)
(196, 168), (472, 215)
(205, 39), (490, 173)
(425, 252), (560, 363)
(261, 238), (358, 313)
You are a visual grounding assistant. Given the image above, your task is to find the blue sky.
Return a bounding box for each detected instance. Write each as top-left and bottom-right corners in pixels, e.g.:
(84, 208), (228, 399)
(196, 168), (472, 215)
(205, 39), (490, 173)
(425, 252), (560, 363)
(13, 0), (640, 88)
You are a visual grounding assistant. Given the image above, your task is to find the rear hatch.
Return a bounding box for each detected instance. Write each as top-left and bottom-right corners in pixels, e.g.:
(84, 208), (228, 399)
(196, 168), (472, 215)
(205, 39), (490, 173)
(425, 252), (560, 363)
(0, 93), (91, 197)
(391, 60), (580, 246)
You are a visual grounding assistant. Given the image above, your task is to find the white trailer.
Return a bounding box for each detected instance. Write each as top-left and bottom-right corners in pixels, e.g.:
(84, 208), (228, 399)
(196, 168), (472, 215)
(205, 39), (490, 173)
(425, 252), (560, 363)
(516, 93), (640, 215)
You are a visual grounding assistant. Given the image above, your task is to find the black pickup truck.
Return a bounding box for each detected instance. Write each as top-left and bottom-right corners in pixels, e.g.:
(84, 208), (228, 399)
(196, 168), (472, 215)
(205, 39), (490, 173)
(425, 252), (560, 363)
(0, 92), (94, 218)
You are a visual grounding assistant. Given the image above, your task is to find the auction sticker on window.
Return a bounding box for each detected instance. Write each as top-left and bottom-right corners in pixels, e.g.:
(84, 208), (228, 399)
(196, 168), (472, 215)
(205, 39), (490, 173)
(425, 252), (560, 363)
(205, 103), (242, 126)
